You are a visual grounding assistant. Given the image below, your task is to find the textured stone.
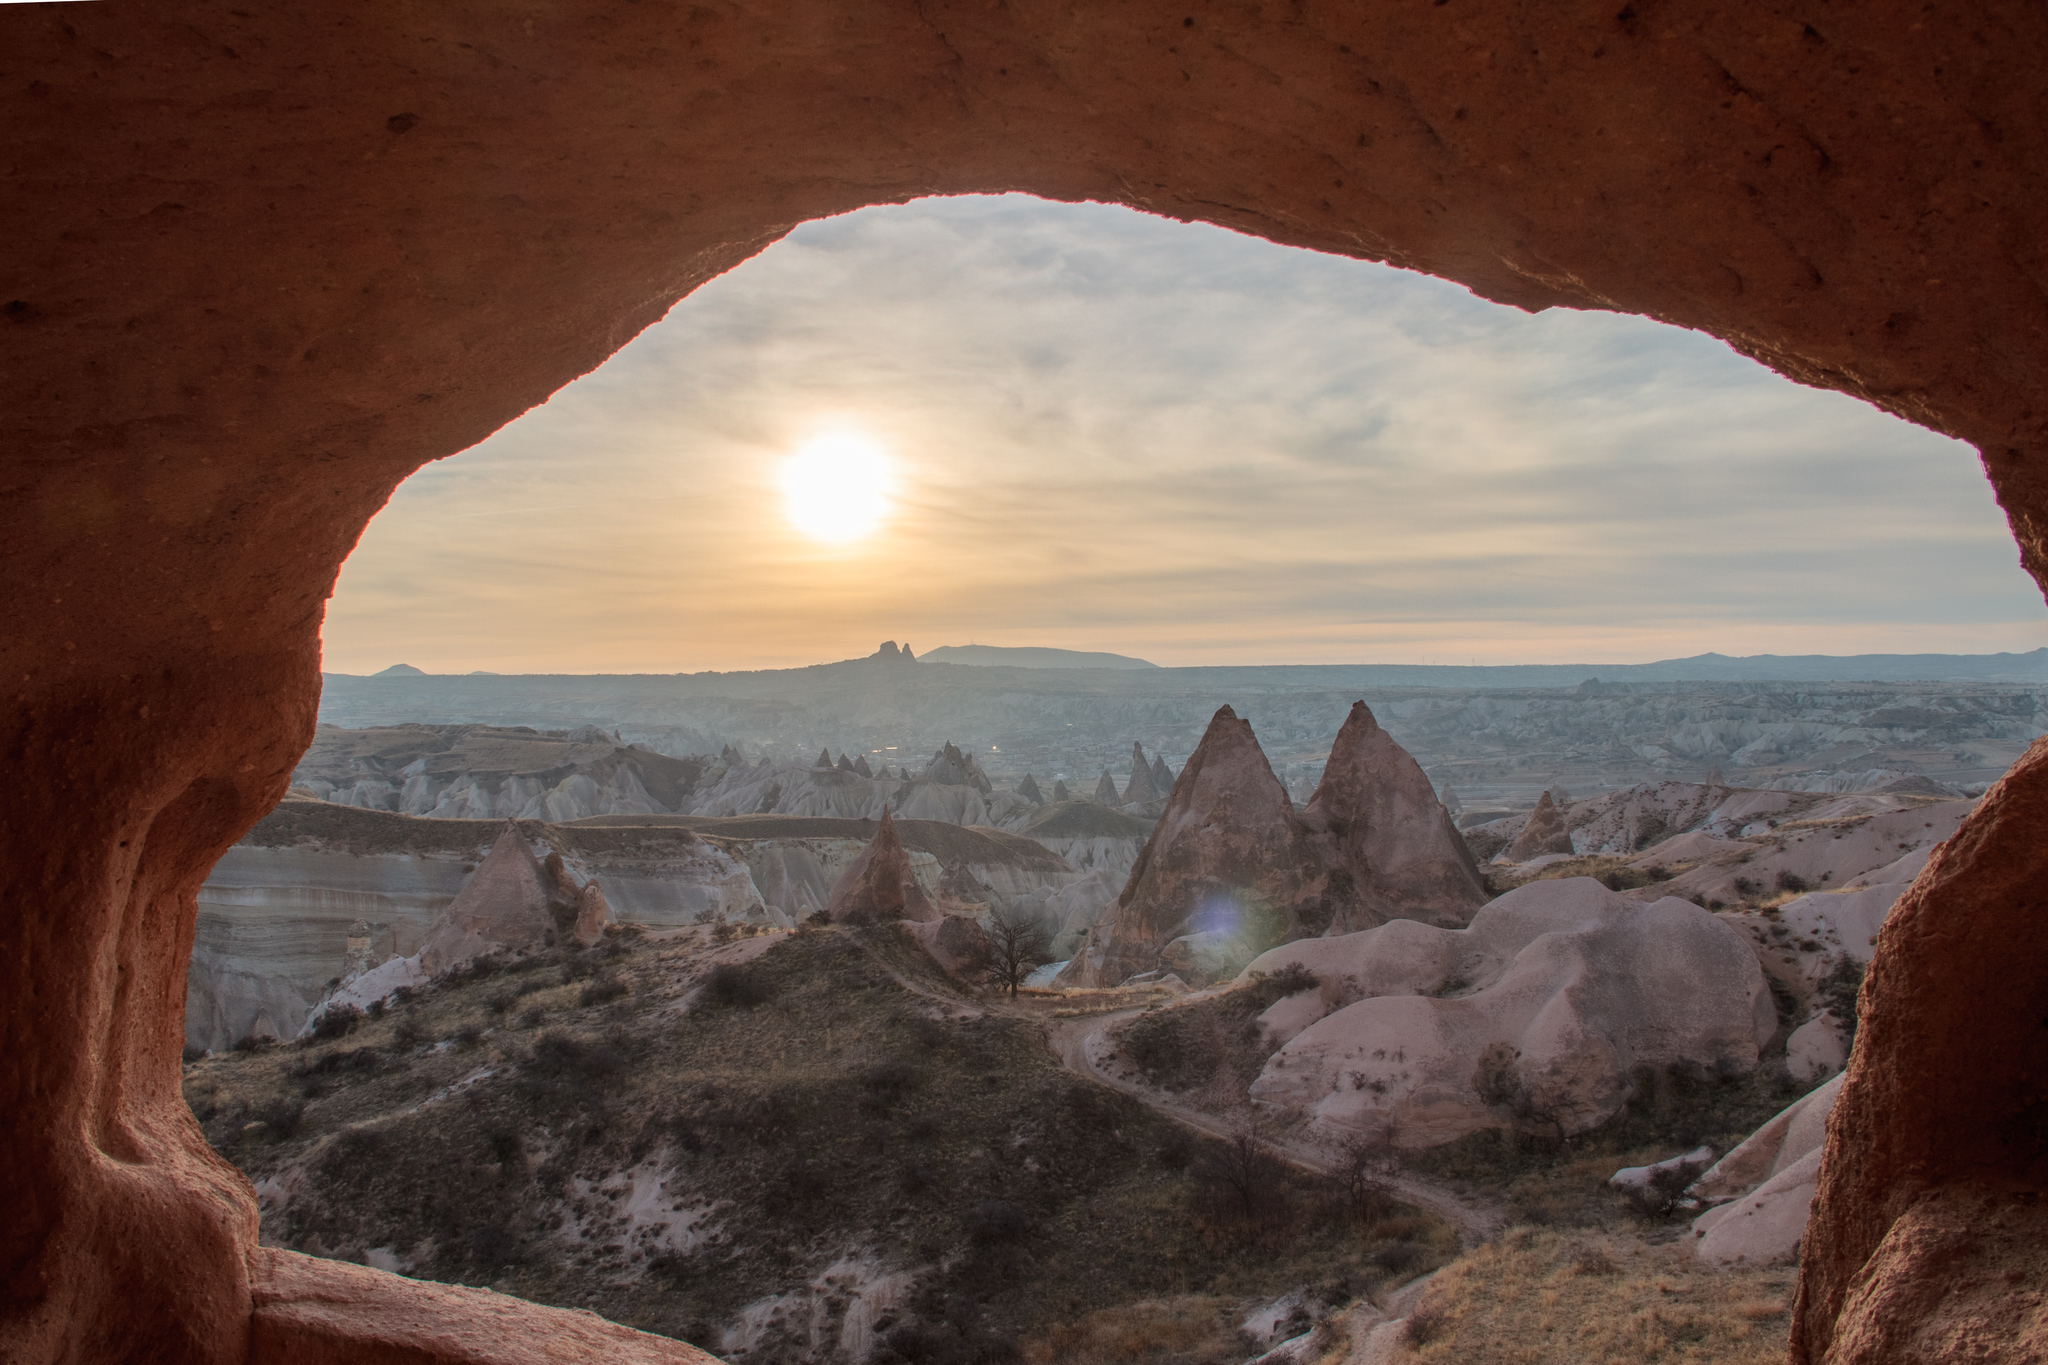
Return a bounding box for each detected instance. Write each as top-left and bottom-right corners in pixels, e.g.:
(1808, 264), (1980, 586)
(823, 810), (937, 924)
(1505, 791), (1575, 861)
(9, 4), (2048, 1359)
(1067, 703), (1485, 985)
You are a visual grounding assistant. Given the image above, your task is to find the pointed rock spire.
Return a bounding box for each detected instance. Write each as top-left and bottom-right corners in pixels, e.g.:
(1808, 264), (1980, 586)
(836, 753), (858, 774)
(1122, 741), (1159, 804)
(418, 822), (555, 974)
(1506, 790), (1575, 860)
(815, 748), (834, 770)
(1151, 754), (1173, 795)
(1052, 779), (1072, 803)
(1092, 770), (1121, 804)
(1298, 701), (1488, 929)
(853, 754), (875, 779)
(824, 808), (936, 924)
(1017, 773), (1045, 804)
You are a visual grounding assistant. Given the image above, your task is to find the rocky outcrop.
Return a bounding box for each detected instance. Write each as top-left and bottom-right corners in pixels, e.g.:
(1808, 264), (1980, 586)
(1052, 780), (1072, 803)
(852, 754), (874, 779)
(1121, 742), (1161, 804)
(935, 861), (989, 907)
(905, 914), (991, 977)
(1246, 879), (1774, 1146)
(417, 824), (558, 974)
(1151, 754), (1174, 796)
(18, 6), (2048, 1359)
(824, 810), (938, 924)
(571, 882), (611, 948)
(1504, 791), (1574, 861)
(1064, 703), (1485, 985)
(1091, 771), (1120, 804)
(1016, 773), (1044, 804)
(1688, 1073), (1843, 1268)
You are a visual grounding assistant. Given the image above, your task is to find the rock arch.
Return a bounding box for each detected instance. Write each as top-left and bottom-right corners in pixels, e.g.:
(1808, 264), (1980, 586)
(4, 3), (2045, 1361)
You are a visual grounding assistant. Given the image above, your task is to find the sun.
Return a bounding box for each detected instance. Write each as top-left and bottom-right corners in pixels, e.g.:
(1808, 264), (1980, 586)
(780, 431), (893, 544)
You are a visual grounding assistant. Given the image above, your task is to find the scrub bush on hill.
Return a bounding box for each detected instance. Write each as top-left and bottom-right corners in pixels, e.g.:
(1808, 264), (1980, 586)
(183, 930), (1454, 1354)
(1114, 963), (1319, 1094)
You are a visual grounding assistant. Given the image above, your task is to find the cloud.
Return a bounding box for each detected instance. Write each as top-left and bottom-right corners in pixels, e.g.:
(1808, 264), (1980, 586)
(323, 195), (2043, 673)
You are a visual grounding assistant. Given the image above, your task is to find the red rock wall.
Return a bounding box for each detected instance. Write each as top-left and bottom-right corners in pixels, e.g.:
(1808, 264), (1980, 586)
(6, 2), (2047, 1361)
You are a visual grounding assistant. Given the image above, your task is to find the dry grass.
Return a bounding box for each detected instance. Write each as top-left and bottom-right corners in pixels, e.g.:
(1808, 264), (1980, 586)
(1018, 1295), (1241, 1365)
(1400, 1228), (1794, 1364)
(187, 925), (1454, 1356)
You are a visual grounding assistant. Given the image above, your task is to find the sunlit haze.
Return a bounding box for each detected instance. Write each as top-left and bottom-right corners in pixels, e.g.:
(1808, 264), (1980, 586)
(322, 195), (2045, 675)
(781, 431), (894, 544)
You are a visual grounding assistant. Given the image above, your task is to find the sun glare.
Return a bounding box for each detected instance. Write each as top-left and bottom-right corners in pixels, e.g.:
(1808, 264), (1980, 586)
(780, 431), (893, 544)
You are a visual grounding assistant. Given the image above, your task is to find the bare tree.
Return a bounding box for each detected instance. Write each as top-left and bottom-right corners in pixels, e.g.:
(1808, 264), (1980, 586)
(986, 904), (1055, 996)
(1337, 1127), (1399, 1229)
(1199, 1115), (1284, 1223)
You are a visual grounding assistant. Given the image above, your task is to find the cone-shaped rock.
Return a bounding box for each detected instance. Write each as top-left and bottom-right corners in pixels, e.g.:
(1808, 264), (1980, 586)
(1052, 779), (1072, 803)
(836, 753), (858, 773)
(1064, 706), (1305, 986)
(1298, 702), (1488, 931)
(853, 754), (874, 779)
(1507, 790), (1576, 860)
(814, 748), (834, 770)
(1151, 754), (1174, 795)
(1017, 773), (1045, 804)
(824, 809), (937, 924)
(419, 823), (555, 973)
(936, 861), (988, 906)
(1092, 770), (1121, 804)
(1122, 741), (1160, 804)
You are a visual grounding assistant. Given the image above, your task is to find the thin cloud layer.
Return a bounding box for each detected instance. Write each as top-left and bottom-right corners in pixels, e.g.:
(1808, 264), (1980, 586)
(323, 195), (2043, 674)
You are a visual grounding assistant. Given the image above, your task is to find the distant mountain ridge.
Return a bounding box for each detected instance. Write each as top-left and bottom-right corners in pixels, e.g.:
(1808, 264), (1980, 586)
(919, 644), (1160, 670)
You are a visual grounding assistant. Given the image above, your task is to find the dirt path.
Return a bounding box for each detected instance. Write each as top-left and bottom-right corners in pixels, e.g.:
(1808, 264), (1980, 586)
(1045, 1009), (1507, 1251)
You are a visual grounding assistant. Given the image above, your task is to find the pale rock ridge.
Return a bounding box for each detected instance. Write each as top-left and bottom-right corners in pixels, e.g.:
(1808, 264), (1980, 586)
(1689, 1073), (1846, 1266)
(1246, 878), (1775, 1146)
(824, 810), (937, 924)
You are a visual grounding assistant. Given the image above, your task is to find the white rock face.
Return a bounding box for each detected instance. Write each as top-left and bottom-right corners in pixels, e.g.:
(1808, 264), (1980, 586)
(1785, 1013), (1848, 1083)
(1690, 1071), (1843, 1205)
(686, 760), (1035, 830)
(1683, 1072), (1844, 1267)
(1246, 879), (1775, 1147)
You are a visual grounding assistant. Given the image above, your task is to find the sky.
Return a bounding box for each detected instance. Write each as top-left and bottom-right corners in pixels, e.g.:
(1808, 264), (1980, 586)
(322, 194), (2047, 675)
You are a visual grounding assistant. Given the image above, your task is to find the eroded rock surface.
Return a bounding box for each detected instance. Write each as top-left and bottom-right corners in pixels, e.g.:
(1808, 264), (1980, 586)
(1065, 702), (1483, 985)
(1247, 879), (1774, 1146)
(823, 810), (937, 924)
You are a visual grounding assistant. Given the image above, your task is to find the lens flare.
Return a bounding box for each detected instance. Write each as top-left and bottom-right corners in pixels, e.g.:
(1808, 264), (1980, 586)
(780, 431), (892, 544)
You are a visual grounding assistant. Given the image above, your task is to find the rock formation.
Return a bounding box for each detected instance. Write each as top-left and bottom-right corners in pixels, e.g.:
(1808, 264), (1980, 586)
(1091, 771), (1120, 804)
(935, 861), (989, 907)
(1064, 703), (1488, 985)
(905, 914), (992, 977)
(1016, 773), (1045, 804)
(1504, 791), (1575, 860)
(1297, 701), (1489, 929)
(1688, 1073), (1844, 1268)
(1121, 741), (1160, 804)
(852, 754), (874, 779)
(1052, 780), (1073, 803)
(1151, 754), (1174, 796)
(417, 824), (558, 974)
(823, 810), (938, 924)
(15, 6), (2048, 1358)
(835, 753), (857, 774)
(1245, 878), (1775, 1145)
(814, 748), (833, 770)
(571, 882), (611, 948)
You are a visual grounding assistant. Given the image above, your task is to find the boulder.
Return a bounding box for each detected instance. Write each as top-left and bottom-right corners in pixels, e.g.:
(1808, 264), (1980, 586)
(417, 824), (557, 974)
(1062, 701), (1488, 986)
(1506, 791), (1575, 860)
(823, 809), (937, 924)
(1247, 879), (1775, 1146)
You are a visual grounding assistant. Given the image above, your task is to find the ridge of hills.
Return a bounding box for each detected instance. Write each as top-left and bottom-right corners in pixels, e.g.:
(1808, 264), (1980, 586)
(916, 645), (1161, 670)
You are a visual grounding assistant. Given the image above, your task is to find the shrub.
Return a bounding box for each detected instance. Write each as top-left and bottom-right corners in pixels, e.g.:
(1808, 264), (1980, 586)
(253, 1096), (307, 1139)
(969, 1199), (1031, 1245)
(700, 962), (772, 1009)
(310, 1005), (363, 1042)
(578, 973), (628, 1007)
(1820, 957), (1866, 1043)
(1776, 870), (1809, 895)
(181, 1043), (206, 1064)
(453, 1024), (484, 1049)
(485, 989), (516, 1015)
(1402, 1304), (1447, 1346)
